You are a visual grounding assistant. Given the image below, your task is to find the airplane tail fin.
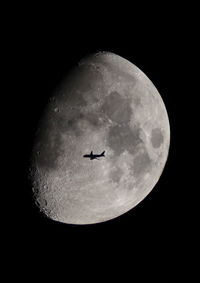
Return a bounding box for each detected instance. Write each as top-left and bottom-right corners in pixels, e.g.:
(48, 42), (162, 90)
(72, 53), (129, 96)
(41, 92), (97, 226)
(101, 151), (105, 156)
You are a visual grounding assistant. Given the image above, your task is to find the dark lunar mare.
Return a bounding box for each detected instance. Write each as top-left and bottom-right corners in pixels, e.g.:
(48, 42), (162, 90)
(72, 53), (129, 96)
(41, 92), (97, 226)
(101, 91), (132, 124)
(151, 128), (164, 148)
(107, 124), (142, 156)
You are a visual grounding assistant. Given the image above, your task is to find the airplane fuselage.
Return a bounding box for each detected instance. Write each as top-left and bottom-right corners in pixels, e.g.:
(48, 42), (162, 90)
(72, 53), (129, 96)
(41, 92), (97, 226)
(83, 151), (105, 160)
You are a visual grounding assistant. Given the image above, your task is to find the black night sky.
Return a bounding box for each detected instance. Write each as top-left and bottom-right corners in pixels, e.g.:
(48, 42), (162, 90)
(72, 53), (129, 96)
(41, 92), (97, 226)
(5, 5), (193, 281)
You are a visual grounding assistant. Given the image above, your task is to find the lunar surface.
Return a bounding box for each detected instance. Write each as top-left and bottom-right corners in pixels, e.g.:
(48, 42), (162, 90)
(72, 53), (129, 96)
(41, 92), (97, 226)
(30, 52), (170, 225)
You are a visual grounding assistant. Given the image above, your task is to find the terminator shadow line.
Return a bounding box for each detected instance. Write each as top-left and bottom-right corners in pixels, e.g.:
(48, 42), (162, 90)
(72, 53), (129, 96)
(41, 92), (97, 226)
(83, 151), (105, 160)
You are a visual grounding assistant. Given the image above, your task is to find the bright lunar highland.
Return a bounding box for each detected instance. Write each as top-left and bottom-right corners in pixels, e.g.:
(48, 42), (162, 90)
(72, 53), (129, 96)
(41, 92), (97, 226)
(30, 52), (170, 225)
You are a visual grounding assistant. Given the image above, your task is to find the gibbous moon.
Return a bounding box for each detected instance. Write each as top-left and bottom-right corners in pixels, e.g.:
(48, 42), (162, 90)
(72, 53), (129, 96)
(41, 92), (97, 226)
(30, 52), (170, 225)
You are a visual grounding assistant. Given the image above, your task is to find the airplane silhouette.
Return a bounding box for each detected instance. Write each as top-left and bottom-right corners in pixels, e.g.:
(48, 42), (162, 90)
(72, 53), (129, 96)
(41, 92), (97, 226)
(83, 151), (105, 160)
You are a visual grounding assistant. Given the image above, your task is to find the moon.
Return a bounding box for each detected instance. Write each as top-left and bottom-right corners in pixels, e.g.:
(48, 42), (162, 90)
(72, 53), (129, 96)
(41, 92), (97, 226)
(30, 52), (170, 225)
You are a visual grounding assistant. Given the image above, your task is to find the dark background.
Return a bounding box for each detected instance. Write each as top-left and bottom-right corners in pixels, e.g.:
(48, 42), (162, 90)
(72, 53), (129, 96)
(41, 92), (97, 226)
(5, 4), (193, 281)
